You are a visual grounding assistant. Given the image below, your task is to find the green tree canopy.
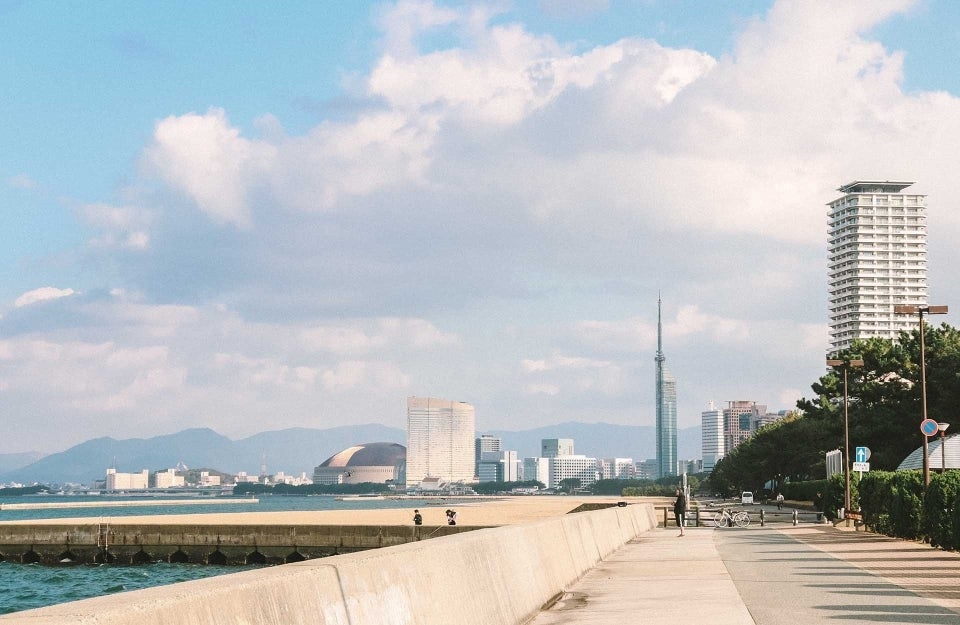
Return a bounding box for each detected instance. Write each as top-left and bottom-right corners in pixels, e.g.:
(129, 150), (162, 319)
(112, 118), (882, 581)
(707, 324), (960, 494)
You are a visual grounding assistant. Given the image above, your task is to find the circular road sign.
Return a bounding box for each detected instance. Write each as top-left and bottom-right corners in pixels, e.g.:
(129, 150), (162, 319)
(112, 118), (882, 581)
(921, 418), (940, 436)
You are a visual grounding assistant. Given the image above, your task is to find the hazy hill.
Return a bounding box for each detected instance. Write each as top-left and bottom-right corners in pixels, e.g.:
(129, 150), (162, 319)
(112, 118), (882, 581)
(0, 451), (45, 474)
(0, 424), (406, 486)
(1, 422), (702, 486)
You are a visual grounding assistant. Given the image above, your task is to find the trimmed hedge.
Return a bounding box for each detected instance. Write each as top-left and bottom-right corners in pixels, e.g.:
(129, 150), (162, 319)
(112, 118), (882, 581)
(793, 470), (960, 548)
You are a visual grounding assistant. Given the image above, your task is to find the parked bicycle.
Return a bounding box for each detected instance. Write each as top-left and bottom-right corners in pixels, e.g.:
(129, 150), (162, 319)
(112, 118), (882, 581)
(714, 507), (750, 528)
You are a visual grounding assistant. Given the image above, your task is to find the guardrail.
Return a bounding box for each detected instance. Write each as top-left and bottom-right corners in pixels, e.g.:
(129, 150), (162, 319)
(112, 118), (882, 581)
(655, 506), (826, 527)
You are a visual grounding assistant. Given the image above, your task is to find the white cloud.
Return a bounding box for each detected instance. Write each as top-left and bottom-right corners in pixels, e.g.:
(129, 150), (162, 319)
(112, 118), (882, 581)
(80, 203), (153, 250)
(10, 0), (960, 452)
(299, 318), (459, 355)
(143, 108), (276, 228)
(14, 287), (76, 308)
(8, 173), (37, 189)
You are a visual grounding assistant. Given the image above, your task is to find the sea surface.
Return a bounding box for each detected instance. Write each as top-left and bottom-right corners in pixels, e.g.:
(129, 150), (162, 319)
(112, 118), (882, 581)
(0, 494), (451, 615)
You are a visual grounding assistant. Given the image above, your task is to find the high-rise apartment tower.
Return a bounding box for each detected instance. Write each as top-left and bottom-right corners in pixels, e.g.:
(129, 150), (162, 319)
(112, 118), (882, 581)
(405, 397), (475, 487)
(828, 181), (927, 353)
(655, 296), (677, 479)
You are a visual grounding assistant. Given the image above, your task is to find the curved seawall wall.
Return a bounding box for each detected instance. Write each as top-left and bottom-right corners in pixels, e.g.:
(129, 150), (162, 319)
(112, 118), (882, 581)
(4, 503), (657, 625)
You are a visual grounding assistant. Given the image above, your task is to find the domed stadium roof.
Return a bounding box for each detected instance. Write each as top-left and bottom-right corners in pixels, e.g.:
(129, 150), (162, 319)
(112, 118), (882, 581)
(319, 442), (406, 468)
(897, 433), (960, 470)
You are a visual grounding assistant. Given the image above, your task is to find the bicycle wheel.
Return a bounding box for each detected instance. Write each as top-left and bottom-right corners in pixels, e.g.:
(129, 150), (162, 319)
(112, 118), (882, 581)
(734, 511), (750, 528)
(713, 512), (728, 528)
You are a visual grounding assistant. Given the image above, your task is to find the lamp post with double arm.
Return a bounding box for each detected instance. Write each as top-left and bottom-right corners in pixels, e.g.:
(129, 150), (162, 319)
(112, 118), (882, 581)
(894, 304), (949, 488)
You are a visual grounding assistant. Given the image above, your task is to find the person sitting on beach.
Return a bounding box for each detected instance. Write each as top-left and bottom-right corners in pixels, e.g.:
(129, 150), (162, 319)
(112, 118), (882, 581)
(446, 509), (457, 525)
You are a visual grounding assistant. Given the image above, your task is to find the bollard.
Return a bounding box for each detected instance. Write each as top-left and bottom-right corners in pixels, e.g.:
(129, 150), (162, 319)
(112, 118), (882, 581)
(792, 509), (798, 526)
(760, 509), (765, 527)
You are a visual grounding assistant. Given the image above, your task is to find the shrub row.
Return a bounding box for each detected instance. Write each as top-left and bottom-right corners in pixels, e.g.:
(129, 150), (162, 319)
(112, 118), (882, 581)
(804, 470), (960, 548)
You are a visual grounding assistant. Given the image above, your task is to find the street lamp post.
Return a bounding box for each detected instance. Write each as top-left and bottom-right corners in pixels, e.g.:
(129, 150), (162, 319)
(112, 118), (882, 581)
(939, 422), (950, 472)
(827, 356), (864, 521)
(894, 304), (949, 488)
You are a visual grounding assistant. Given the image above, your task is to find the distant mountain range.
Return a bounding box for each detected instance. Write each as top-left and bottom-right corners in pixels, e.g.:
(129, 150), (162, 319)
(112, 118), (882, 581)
(0, 423), (701, 486)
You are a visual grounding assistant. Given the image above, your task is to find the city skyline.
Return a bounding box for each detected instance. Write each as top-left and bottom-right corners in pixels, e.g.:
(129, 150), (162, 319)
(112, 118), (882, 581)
(3, 1), (960, 454)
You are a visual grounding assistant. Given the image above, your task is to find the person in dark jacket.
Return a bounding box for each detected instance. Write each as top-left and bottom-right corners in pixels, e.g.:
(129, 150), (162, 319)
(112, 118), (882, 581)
(673, 489), (687, 536)
(413, 509), (423, 526)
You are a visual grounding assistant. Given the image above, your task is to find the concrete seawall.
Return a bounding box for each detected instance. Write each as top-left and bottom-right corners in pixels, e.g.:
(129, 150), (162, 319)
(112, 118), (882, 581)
(0, 522), (487, 565)
(3, 502), (657, 624)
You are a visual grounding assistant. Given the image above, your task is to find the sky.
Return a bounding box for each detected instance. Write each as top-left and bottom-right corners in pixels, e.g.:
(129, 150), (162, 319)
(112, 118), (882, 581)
(3, 0), (960, 455)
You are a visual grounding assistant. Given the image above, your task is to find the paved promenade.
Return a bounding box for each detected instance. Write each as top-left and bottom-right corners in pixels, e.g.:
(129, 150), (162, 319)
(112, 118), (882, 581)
(529, 525), (960, 625)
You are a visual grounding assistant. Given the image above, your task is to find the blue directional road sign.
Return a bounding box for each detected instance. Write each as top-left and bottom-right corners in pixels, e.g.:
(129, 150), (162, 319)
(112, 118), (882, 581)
(855, 446), (869, 463)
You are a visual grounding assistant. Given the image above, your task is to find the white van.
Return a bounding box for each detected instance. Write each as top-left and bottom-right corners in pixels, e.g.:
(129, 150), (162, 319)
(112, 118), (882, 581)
(740, 491), (754, 505)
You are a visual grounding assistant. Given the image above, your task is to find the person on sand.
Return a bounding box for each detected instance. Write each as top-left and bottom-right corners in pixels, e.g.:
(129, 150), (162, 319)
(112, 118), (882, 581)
(413, 509), (423, 526)
(673, 489), (686, 537)
(446, 509), (457, 526)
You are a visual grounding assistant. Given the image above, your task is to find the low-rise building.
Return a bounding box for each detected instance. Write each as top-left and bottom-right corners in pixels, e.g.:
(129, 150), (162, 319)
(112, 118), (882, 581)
(105, 468), (148, 490)
(154, 469), (185, 488)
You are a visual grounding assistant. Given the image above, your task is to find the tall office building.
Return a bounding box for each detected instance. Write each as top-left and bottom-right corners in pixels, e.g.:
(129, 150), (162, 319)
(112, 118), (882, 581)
(405, 397), (475, 487)
(475, 434), (502, 479)
(701, 402), (724, 473)
(723, 400), (763, 453)
(541, 438), (574, 458)
(655, 297), (678, 479)
(828, 181), (927, 353)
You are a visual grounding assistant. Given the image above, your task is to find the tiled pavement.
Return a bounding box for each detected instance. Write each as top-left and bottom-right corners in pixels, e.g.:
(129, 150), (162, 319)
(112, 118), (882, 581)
(783, 525), (960, 612)
(528, 523), (960, 625)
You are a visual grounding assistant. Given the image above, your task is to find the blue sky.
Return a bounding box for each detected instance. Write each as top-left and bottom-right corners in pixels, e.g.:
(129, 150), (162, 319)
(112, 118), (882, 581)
(2, 0), (959, 459)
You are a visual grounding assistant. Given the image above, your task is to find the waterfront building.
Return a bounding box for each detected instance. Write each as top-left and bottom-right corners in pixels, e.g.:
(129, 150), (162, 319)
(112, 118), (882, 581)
(234, 471), (259, 484)
(635, 458), (658, 480)
(828, 181), (927, 353)
(541, 438), (574, 458)
(198, 471), (221, 487)
(701, 402), (724, 473)
(477, 449), (519, 483)
(272, 471), (312, 486)
(104, 468), (149, 490)
(154, 468), (185, 489)
(475, 434), (502, 479)
(548, 455), (599, 489)
(406, 397), (475, 487)
(313, 442), (406, 485)
(655, 297), (678, 478)
(600, 458), (635, 480)
(523, 457), (550, 485)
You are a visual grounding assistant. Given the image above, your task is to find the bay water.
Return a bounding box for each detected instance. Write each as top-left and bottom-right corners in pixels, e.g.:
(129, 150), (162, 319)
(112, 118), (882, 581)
(0, 495), (446, 615)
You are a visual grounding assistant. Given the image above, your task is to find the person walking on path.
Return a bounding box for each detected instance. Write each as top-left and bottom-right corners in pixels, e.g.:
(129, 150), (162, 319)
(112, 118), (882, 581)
(673, 489), (686, 536)
(776, 492), (784, 510)
(413, 509), (423, 525)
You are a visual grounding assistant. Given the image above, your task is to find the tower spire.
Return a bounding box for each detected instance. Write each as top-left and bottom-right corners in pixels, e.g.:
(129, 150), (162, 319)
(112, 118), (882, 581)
(656, 292), (664, 363)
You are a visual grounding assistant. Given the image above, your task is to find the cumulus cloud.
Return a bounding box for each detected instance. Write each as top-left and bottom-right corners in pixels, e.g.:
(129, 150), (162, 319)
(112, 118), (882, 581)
(80, 203), (153, 250)
(14, 287), (76, 308)
(10, 0), (960, 452)
(143, 108), (276, 228)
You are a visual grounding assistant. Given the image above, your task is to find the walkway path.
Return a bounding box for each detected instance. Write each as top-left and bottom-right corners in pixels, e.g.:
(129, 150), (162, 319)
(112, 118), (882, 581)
(528, 525), (960, 625)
